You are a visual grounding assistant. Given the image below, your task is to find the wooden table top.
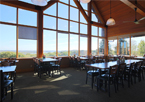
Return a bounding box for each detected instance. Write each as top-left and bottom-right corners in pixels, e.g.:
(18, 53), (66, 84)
(0, 65), (16, 73)
(85, 59), (142, 69)
(40, 58), (58, 63)
(134, 57), (145, 60)
(0, 60), (19, 63)
(80, 57), (88, 60)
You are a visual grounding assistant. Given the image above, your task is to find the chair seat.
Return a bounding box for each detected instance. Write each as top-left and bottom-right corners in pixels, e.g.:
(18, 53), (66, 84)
(4, 74), (9, 80)
(52, 64), (60, 67)
(4, 80), (13, 88)
(87, 70), (99, 76)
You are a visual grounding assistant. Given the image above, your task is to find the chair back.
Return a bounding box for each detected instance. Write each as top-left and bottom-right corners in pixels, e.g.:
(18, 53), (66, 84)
(135, 61), (142, 70)
(119, 63), (126, 72)
(58, 58), (62, 65)
(77, 57), (80, 62)
(0, 70), (4, 101)
(110, 65), (118, 75)
(1, 61), (11, 66)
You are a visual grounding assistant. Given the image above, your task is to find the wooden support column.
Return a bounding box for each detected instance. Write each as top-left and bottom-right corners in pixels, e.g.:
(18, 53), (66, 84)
(87, 1), (91, 56)
(104, 29), (108, 61)
(117, 37), (119, 55)
(129, 35), (131, 56)
(37, 10), (43, 58)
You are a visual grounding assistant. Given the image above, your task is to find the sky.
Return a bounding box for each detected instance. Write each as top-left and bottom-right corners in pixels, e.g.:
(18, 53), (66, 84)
(0, 1), (103, 53)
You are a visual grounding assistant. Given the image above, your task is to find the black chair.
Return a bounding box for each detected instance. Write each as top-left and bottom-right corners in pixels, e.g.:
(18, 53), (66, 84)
(0, 70), (13, 102)
(124, 62), (135, 87)
(51, 58), (62, 76)
(37, 59), (50, 78)
(117, 63), (126, 90)
(85, 60), (100, 89)
(97, 65), (118, 97)
(132, 61), (142, 83)
(76, 57), (86, 70)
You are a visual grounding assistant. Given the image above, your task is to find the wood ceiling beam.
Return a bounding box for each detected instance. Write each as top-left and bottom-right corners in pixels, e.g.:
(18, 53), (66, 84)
(42, 0), (58, 11)
(91, 1), (105, 24)
(120, 0), (145, 17)
(73, 0), (89, 22)
(0, 0), (38, 12)
(91, 21), (106, 28)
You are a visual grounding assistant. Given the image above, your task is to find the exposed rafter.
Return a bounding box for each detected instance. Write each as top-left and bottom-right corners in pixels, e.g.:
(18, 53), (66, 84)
(0, 0), (38, 12)
(42, 0), (58, 11)
(120, 0), (145, 17)
(91, 21), (106, 28)
(91, 1), (105, 24)
(73, 0), (89, 22)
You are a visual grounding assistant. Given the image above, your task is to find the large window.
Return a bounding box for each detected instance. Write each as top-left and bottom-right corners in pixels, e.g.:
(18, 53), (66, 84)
(80, 36), (87, 56)
(18, 9), (37, 26)
(119, 38), (129, 55)
(70, 34), (78, 56)
(92, 37), (98, 56)
(44, 3), (56, 16)
(108, 40), (117, 55)
(43, 16), (56, 29)
(99, 38), (104, 55)
(0, 24), (16, 58)
(131, 36), (145, 57)
(0, 4), (16, 23)
(58, 3), (68, 19)
(43, 30), (56, 57)
(58, 19), (68, 31)
(70, 22), (78, 33)
(58, 32), (68, 56)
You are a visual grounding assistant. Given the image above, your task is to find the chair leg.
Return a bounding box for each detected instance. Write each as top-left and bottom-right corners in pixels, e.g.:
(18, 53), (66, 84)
(108, 81), (110, 97)
(91, 76), (94, 89)
(11, 82), (13, 100)
(97, 78), (99, 91)
(86, 74), (88, 84)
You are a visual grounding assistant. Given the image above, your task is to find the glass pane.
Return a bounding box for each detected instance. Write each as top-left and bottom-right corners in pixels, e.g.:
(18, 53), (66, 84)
(80, 2), (87, 10)
(44, 3), (56, 16)
(43, 30), (56, 57)
(58, 32), (68, 56)
(80, 12), (87, 23)
(91, 26), (98, 36)
(0, 24), (16, 58)
(131, 36), (145, 56)
(70, 0), (77, 7)
(18, 39), (37, 58)
(43, 15), (56, 29)
(92, 13), (98, 22)
(99, 28), (105, 37)
(18, 8), (37, 26)
(108, 40), (117, 55)
(58, 3), (68, 19)
(92, 37), (98, 56)
(99, 38), (104, 55)
(58, 19), (68, 31)
(80, 24), (87, 34)
(70, 22), (78, 33)
(119, 38), (129, 55)
(59, 0), (68, 4)
(0, 4), (16, 23)
(70, 7), (78, 21)
(80, 37), (87, 56)
(70, 34), (78, 56)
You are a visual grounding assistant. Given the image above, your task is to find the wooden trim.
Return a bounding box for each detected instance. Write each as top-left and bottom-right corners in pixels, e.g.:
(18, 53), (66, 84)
(97, 27), (99, 55)
(91, 21), (106, 28)
(129, 35), (131, 56)
(73, 0), (89, 22)
(104, 29), (108, 56)
(16, 7), (18, 58)
(56, 2), (58, 57)
(91, 1), (105, 24)
(87, 1), (91, 56)
(42, 0), (58, 11)
(0, 0), (38, 12)
(37, 11), (43, 58)
(120, 0), (145, 17)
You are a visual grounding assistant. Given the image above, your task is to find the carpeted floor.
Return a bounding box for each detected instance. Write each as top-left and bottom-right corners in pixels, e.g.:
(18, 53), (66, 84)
(4, 68), (145, 102)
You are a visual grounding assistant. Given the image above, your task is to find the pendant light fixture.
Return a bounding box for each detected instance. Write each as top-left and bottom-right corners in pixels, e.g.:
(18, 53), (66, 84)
(31, 0), (47, 6)
(106, 0), (115, 26)
(80, 0), (91, 4)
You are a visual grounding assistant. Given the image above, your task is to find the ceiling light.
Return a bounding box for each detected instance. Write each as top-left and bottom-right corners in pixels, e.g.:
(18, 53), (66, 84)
(31, 0), (47, 6)
(80, 0), (91, 3)
(106, 0), (115, 26)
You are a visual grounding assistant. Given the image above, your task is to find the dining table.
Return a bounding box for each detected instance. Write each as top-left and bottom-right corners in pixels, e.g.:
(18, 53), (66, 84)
(39, 58), (58, 77)
(0, 65), (16, 80)
(133, 57), (145, 60)
(85, 59), (142, 90)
